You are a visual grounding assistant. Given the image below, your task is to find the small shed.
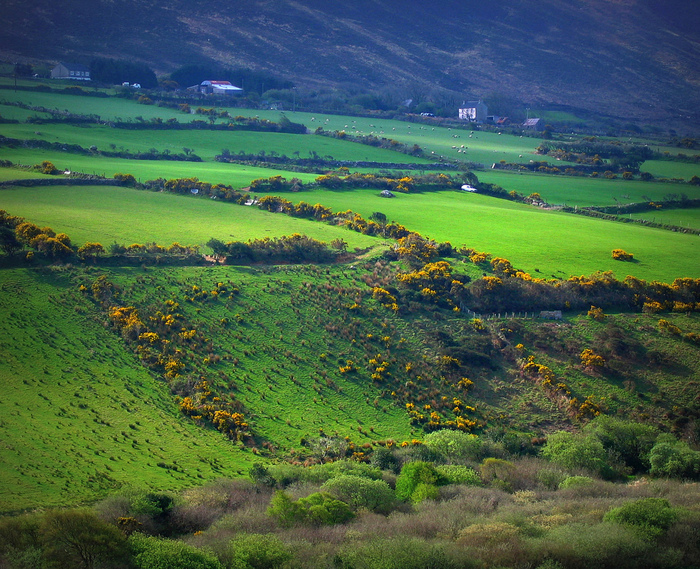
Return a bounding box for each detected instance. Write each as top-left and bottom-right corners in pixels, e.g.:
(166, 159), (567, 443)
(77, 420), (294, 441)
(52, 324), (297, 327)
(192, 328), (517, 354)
(51, 62), (91, 81)
(523, 118), (543, 131)
(199, 80), (243, 95)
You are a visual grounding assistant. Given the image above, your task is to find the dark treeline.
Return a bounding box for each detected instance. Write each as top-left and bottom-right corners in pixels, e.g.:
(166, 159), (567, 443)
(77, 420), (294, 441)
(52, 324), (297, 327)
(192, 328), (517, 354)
(90, 58), (158, 88)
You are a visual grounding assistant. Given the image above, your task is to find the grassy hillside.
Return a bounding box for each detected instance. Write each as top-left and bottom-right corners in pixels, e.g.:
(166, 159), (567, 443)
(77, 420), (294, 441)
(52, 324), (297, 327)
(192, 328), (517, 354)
(1, 87), (700, 514)
(0, 268), (259, 513)
(2, 260), (699, 512)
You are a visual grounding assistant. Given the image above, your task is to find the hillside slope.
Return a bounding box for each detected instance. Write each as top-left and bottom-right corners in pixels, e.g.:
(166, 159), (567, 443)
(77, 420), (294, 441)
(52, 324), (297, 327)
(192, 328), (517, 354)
(2, 0), (699, 126)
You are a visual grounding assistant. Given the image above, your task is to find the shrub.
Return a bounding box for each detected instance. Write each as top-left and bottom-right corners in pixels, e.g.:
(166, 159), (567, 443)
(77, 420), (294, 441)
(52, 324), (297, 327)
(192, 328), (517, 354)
(423, 430), (482, 463)
(225, 533), (291, 569)
(612, 249), (634, 261)
(266, 491), (354, 527)
(603, 498), (679, 540)
(541, 431), (611, 477)
(479, 458), (516, 491)
(435, 465), (482, 486)
(335, 536), (462, 569)
(558, 476), (595, 490)
(395, 461), (445, 503)
(40, 509), (128, 569)
(648, 434), (700, 479)
(584, 416), (659, 473)
(321, 475), (397, 514)
(129, 533), (222, 569)
(529, 522), (654, 569)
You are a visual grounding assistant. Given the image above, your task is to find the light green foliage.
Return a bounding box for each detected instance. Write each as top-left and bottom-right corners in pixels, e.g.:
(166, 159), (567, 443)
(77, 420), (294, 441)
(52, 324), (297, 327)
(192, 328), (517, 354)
(395, 461), (445, 503)
(321, 474), (397, 514)
(129, 533), (222, 569)
(257, 459), (383, 489)
(435, 465), (482, 486)
(423, 429), (482, 463)
(226, 533), (292, 569)
(335, 536), (460, 569)
(267, 491), (354, 527)
(603, 498), (679, 540)
(649, 434), (700, 479)
(308, 460), (383, 482)
(541, 431), (610, 476)
(558, 476), (595, 490)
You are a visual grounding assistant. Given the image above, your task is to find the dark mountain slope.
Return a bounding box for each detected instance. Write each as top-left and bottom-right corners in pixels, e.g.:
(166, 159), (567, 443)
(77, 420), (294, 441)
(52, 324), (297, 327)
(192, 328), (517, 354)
(2, 0), (699, 126)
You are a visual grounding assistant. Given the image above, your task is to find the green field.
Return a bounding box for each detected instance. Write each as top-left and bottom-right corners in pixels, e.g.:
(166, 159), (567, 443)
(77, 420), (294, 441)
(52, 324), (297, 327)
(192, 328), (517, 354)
(640, 159), (700, 180)
(629, 207), (700, 230)
(0, 185), (381, 249)
(300, 187), (700, 282)
(478, 170), (700, 207)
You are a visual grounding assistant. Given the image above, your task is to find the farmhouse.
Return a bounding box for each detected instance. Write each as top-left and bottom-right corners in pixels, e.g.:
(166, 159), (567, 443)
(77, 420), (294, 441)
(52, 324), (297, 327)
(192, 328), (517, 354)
(199, 80), (243, 95)
(458, 100), (488, 124)
(51, 62), (91, 81)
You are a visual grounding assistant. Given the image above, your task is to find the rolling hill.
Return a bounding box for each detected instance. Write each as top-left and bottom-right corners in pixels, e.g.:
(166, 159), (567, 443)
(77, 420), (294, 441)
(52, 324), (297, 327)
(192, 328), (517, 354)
(1, 0), (699, 128)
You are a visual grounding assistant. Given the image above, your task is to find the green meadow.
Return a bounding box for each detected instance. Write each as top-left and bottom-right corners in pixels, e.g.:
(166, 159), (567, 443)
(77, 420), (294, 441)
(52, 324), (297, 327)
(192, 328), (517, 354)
(478, 170), (700, 207)
(300, 187), (700, 282)
(629, 207), (700, 230)
(0, 184), (380, 249)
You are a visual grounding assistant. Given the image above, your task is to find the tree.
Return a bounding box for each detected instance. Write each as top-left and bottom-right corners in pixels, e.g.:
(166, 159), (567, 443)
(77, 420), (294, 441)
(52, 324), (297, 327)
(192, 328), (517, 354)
(584, 416), (658, 473)
(395, 461), (445, 503)
(39, 509), (127, 569)
(648, 434), (700, 479)
(603, 498), (679, 540)
(267, 490), (354, 527)
(0, 226), (22, 255)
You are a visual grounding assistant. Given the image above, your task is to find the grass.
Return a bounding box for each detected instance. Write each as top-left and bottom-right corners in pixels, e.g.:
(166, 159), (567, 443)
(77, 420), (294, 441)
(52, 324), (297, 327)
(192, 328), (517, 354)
(0, 267), (259, 513)
(0, 184), (381, 250)
(0, 121), (433, 164)
(298, 187), (700, 282)
(628, 208), (700, 230)
(477, 170), (700, 207)
(0, 148), (319, 187)
(639, 160), (700, 180)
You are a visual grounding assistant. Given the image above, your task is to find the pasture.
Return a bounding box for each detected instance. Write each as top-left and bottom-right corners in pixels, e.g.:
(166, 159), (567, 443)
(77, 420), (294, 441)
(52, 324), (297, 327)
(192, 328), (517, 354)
(300, 187), (700, 282)
(0, 184), (381, 249)
(477, 170), (700, 207)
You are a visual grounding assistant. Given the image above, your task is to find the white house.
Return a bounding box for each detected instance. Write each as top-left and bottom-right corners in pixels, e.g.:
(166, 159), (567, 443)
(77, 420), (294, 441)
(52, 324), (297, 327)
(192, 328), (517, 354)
(199, 80), (243, 95)
(458, 100), (488, 123)
(51, 62), (91, 81)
